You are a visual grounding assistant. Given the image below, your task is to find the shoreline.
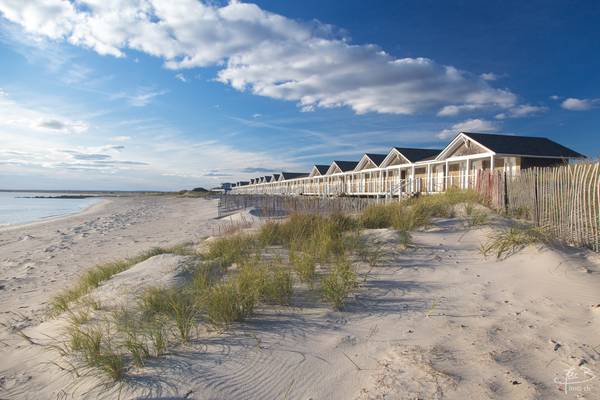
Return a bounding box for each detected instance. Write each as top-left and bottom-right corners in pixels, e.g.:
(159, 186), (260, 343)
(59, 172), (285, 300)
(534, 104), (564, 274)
(0, 197), (111, 233)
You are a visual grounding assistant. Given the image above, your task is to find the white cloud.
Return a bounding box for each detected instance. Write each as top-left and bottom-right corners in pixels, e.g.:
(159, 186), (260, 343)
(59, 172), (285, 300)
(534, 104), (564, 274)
(110, 135), (131, 142)
(0, 0), (518, 115)
(175, 73), (187, 82)
(0, 89), (300, 189)
(0, 89), (88, 134)
(561, 97), (599, 111)
(550, 95), (561, 100)
(110, 88), (168, 107)
(437, 104), (486, 116)
(495, 104), (548, 119)
(437, 118), (499, 139)
(480, 72), (498, 81)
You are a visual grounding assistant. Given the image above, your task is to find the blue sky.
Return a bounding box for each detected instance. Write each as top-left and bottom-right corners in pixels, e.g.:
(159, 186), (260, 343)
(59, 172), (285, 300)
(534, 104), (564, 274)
(0, 0), (598, 191)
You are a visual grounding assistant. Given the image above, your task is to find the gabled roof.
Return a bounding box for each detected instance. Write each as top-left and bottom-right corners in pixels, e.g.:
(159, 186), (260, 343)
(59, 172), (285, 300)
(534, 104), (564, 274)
(309, 164), (330, 177)
(355, 153), (387, 171)
(393, 148), (441, 162)
(280, 172), (309, 180)
(327, 160), (358, 175)
(264, 176), (273, 183)
(238, 181), (250, 186)
(365, 153), (387, 166)
(272, 173), (281, 181)
(461, 132), (585, 158)
(380, 147), (442, 168)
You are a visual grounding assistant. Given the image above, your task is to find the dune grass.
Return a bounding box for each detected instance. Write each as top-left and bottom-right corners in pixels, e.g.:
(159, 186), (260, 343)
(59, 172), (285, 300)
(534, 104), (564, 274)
(290, 251), (317, 287)
(321, 255), (357, 310)
(51, 189), (497, 383)
(50, 244), (194, 315)
(67, 324), (126, 381)
(481, 225), (547, 259)
(207, 233), (259, 268)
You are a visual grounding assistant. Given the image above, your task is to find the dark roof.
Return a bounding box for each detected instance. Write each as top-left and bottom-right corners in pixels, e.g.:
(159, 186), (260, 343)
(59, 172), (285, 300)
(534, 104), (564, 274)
(394, 148), (442, 162)
(272, 173), (281, 180)
(313, 164), (329, 175)
(333, 160), (359, 172)
(239, 181), (250, 186)
(280, 172), (309, 180)
(264, 176), (272, 183)
(364, 153), (387, 166)
(462, 132), (585, 158)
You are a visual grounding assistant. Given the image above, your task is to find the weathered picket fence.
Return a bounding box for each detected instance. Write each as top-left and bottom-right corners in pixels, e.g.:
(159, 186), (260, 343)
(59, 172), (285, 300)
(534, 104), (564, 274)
(217, 194), (389, 218)
(474, 162), (600, 251)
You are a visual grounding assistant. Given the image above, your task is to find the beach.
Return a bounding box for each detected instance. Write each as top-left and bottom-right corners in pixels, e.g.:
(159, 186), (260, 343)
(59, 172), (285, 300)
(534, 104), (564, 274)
(0, 195), (221, 331)
(0, 197), (599, 399)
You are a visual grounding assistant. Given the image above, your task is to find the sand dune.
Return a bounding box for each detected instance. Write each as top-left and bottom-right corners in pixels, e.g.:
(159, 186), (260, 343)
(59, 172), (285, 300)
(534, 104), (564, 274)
(1, 199), (599, 399)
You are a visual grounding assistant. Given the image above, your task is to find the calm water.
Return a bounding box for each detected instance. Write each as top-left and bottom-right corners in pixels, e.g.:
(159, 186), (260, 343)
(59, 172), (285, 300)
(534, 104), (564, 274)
(0, 192), (102, 226)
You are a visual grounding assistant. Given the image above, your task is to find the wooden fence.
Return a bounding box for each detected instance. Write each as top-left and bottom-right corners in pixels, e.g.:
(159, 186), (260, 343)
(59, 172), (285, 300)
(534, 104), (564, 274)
(474, 162), (600, 251)
(217, 194), (390, 218)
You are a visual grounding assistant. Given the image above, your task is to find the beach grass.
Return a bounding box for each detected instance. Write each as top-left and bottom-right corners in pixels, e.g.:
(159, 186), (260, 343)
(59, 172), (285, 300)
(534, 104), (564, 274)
(481, 225), (547, 259)
(50, 244), (195, 315)
(321, 255), (357, 310)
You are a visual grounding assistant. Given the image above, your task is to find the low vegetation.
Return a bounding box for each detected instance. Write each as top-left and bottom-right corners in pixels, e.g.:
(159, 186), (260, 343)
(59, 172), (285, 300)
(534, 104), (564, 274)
(481, 225), (547, 259)
(51, 189), (501, 384)
(50, 244), (195, 315)
(321, 256), (357, 310)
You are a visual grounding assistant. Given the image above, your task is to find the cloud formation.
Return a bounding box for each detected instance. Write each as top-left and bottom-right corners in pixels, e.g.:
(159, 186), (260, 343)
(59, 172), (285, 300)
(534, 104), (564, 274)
(437, 118), (498, 139)
(0, 0), (518, 115)
(561, 97), (599, 111)
(495, 104), (548, 119)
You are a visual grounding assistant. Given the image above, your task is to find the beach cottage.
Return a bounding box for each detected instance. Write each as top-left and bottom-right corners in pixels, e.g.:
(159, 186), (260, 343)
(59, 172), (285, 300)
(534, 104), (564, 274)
(230, 132), (584, 197)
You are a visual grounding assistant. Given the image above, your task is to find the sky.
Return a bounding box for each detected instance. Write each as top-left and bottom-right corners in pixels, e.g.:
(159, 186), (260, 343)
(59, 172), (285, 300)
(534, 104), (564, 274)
(0, 0), (599, 191)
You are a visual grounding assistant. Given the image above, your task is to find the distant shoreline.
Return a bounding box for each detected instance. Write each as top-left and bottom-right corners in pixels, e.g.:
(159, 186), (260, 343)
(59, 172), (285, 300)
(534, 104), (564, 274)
(16, 195), (98, 199)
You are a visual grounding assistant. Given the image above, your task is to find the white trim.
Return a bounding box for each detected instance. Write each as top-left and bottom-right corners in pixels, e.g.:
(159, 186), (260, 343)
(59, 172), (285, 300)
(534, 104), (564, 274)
(435, 132), (496, 161)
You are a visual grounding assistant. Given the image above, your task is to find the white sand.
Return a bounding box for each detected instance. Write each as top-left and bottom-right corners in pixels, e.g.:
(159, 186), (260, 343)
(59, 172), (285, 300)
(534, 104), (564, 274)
(1, 203), (599, 399)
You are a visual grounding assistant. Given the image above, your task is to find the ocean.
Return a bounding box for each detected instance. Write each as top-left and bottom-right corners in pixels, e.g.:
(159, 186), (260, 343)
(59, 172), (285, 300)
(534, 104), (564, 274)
(0, 192), (102, 226)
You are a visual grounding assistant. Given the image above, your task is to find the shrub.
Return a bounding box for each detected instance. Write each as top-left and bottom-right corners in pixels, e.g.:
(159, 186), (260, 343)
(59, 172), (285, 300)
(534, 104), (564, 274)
(321, 256), (357, 310)
(481, 225), (547, 259)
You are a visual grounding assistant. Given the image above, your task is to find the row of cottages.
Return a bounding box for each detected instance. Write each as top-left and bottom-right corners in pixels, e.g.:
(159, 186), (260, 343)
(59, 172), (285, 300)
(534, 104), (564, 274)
(230, 132), (584, 197)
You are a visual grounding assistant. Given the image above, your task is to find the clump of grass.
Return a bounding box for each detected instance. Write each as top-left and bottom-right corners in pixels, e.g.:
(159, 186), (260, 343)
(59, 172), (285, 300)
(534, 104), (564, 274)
(138, 287), (198, 342)
(469, 211), (488, 226)
(258, 221), (283, 246)
(50, 246), (191, 315)
(168, 292), (197, 342)
(205, 282), (248, 329)
(96, 347), (126, 381)
(207, 233), (259, 267)
(139, 287), (172, 317)
(261, 265), (293, 305)
(481, 225), (547, 259)
(290, 251), (317, 287)
(360, 203), (402, 229)
(67, 324), (126, 381)
(397, 230), (411, 248)
(321, 256), (357, 310)
(125, 334), (150, 367)
(147, 317), (169, 356)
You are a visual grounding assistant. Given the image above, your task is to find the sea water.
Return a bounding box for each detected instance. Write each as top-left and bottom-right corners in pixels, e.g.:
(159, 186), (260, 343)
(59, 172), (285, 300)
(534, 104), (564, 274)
(0, 192), (101, 226)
